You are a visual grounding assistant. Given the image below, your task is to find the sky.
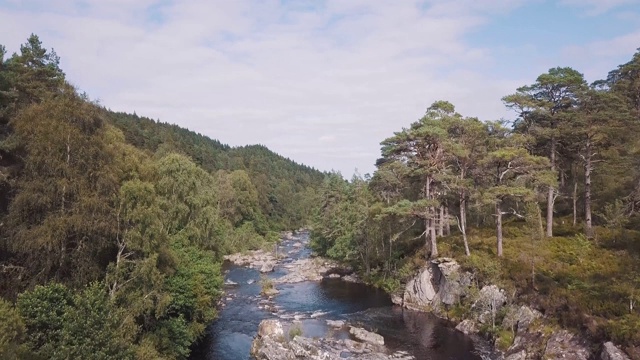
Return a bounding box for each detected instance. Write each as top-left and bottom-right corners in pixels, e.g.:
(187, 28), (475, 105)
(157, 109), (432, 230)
(1, 0), (639, 177)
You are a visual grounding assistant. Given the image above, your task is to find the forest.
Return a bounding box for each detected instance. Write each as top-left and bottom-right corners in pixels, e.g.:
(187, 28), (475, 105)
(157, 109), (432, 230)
(3, 32), (640, 359)
(310, 51), (640, 353)
(0, 35), (324, 359)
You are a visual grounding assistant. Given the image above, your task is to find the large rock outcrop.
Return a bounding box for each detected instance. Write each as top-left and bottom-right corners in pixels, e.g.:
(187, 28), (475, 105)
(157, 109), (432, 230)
(402, 258), (472, 313)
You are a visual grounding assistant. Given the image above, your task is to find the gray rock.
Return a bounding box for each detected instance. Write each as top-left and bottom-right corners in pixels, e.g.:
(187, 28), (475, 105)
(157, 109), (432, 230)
(349, 326), (385, 346)
(455, 319), (478, 335)
(251, 320), (413, 360)
(391, 293), (403, 306)
(502, 305), (541, 333)
(402, 258), (472, 313)
(505, 350), (527, 360)
(258, 319), (284, 338)
(326, 319), (345, 328)
(260, 261), (276, 273)
(543, 330), (590, 360)
(601, 342), (631, 360)
(473, 285), (507, 324)
(342, 273), (361, 283)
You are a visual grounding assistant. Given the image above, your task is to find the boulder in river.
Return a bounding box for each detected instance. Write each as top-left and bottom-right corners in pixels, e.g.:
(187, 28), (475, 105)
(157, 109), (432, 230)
(251, 319), (411, 360)
(455, 319), (478, 335)
(349, 326), (384, 346)
(326, 319), (345, 328)
(260, 261), (276, 273)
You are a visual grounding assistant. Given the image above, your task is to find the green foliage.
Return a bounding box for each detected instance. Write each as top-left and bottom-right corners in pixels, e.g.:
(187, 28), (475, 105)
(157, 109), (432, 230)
(165, 244), (222, 331)
(17, 283), (73, 356)
(495, 329), (515, 352)
(0, 298), (26, 359)
(288, 323), (303, 339)
(259, 275), (275, 296)
(58, 283), (134, 360)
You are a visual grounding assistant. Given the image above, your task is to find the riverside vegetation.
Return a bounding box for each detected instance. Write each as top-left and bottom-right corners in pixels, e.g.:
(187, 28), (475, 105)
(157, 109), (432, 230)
(0, 35), (324, 359)
(310, 50), (640, 357)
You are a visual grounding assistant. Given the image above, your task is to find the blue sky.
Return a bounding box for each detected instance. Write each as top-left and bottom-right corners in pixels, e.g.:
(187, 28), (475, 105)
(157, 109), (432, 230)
(1, 0), (639, 176)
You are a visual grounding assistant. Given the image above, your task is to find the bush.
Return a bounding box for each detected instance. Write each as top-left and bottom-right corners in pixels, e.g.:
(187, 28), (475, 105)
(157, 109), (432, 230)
(17, 283), (73, 356)
(288, 323), (303, 339)
(59, 283), (134, 360)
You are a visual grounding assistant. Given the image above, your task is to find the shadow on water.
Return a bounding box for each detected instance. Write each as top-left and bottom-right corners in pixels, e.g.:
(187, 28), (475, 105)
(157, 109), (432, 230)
(190, 234), (484, 360)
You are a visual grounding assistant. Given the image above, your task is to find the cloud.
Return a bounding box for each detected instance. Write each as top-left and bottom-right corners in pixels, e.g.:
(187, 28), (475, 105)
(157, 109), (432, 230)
(561, 30), (640, 80)
(0, 0), (637, 176)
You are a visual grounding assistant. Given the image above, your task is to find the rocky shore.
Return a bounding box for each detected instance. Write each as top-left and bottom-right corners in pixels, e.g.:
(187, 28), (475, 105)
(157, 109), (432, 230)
(397, 257), (632, 360)
(223, 233), (632, 360)
(250, 319), (414, 360)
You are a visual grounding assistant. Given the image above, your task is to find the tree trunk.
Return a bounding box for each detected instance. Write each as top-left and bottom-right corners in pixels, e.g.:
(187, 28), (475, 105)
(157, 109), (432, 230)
(424, 178), (438, 257)
(546, 136), (556, 237)
(460, 193), (470, 256)
(496, 201), (503, 257)
(430, 216), (438, 257)
(444, 206), (451, 236)
(584, 139), (593, 238)
(437, 205), (444, 237)
(572, 179), (578, 227)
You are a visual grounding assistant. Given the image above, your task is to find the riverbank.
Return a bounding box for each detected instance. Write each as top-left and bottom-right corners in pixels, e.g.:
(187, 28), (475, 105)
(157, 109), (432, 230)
(199, 231), (483, 360)
(376, 225), (639, 360)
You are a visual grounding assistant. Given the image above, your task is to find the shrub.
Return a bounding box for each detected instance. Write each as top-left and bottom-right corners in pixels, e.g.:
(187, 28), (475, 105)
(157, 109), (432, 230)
(288, 323), (303, 339)
(17, 283), (73, 356)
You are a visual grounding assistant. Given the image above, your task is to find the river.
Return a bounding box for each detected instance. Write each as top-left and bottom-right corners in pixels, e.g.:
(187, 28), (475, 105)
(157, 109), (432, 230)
(190, 232), (485, 360)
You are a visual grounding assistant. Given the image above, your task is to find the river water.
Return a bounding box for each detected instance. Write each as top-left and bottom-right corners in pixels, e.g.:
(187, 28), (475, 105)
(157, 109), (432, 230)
(190, 233), (485, 360)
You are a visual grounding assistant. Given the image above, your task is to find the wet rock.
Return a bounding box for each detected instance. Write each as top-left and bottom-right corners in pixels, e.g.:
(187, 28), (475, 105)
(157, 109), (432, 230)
(251, 320), (413, 360)
(326, 319), (345, 328)
(224, 249), (278, 270)
(260, 261), (276, 273)
(224, 279), (237, 286)
(455, 319), (478, 335)
(258, 319), (284, 338)
(543, 330), (590, 360)
(601, 342), (631, 360)
(327, 273), (341, 278)
(273, 258), (343, 284)
(342, 273), (362, 283)
(349, 326), (385, 346)
(402, 258), (472, 313)
(391, 293), (403, 306)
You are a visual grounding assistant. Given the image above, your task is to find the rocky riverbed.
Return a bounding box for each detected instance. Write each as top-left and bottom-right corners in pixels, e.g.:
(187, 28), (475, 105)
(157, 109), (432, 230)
(193, 231), (484, 360)
(251, 319), (415, 360)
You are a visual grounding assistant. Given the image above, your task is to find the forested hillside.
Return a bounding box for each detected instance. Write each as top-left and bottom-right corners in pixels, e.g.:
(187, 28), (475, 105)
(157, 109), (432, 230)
(311, 52), (640, 354)
(0, 35), (324, 359)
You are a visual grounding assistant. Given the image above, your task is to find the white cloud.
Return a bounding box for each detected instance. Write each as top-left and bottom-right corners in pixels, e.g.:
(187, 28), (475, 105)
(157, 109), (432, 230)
(1, 0), (637, 176)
